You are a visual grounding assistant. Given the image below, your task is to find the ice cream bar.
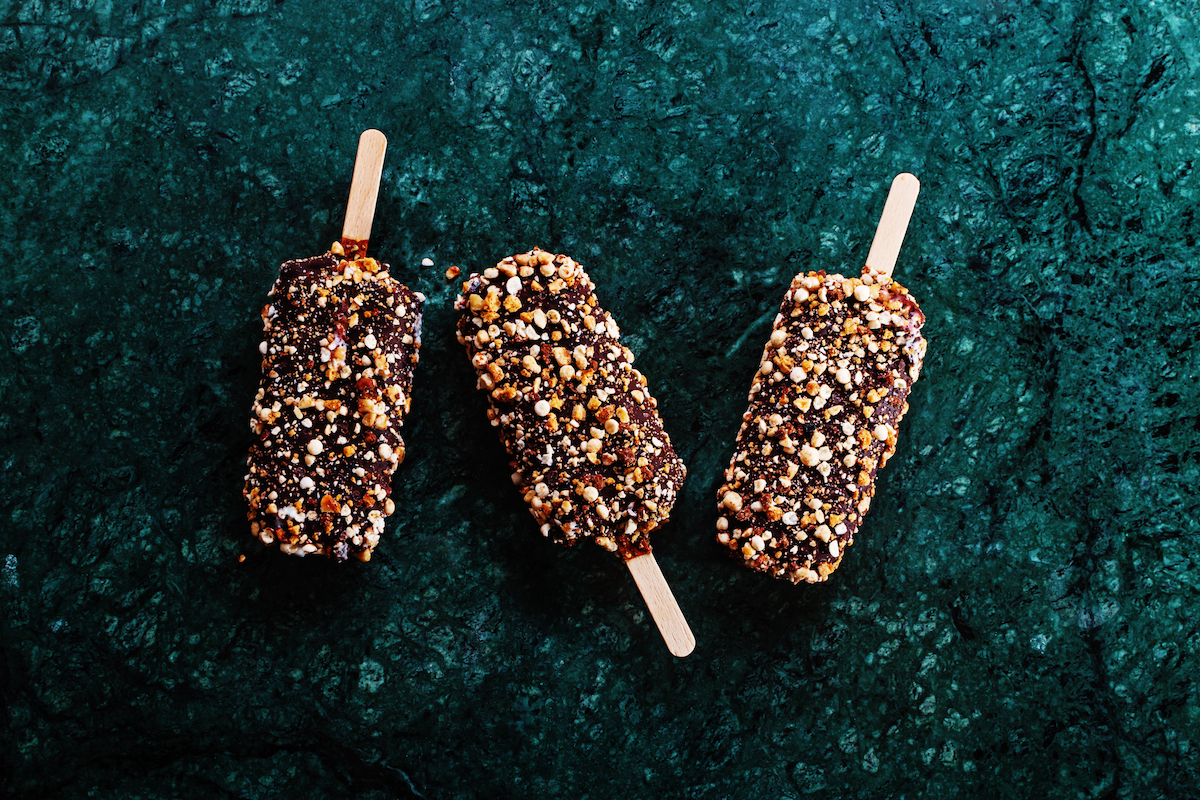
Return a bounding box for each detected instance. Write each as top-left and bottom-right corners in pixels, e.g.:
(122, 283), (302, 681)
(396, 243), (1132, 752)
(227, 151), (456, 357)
(456, 248), (686, 556)
(717, 174), (925, 583)
(456, 248), (694, 656)
(243, 130), (424, 561)
(244, 248), (423, 560)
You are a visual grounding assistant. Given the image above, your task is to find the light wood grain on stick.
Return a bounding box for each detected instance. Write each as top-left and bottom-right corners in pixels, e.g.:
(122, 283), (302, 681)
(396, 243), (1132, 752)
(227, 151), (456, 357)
(864, 172), (920, 281)
(626, 553), (695, 657)
(341, 129), (388, 248)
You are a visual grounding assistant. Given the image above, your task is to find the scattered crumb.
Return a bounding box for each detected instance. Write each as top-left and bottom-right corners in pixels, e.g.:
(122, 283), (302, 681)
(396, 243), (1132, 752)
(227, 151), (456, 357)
(421, 257), (435, 267)
(444, 265), (461, 280)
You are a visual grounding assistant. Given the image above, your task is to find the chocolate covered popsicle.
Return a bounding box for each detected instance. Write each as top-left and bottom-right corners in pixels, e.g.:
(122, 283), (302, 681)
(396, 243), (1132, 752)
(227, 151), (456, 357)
(717, 174), (925, 583)
(243, 130), (424, 561)
(456, 248), (694, 656)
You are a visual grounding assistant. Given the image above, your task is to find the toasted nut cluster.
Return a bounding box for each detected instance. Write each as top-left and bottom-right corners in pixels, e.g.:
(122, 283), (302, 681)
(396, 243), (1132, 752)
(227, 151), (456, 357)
(455, 248), (686, 558)
(717, 270), (925, 583)
(244, 249), (424, 562)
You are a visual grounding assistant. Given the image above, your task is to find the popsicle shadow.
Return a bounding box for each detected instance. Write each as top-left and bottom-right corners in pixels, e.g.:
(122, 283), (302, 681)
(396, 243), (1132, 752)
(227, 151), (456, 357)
(477, 491), (630, 627)
(234, 545), (368, 625)
(421, 316), (647, 631)
(670, 467), (844, 652)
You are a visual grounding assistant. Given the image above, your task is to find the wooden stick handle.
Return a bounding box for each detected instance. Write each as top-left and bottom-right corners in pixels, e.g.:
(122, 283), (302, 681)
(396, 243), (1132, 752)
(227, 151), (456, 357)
(340, 129), (388, 251)
(625, 553), (695, 657)
(863, 173), (920, 281)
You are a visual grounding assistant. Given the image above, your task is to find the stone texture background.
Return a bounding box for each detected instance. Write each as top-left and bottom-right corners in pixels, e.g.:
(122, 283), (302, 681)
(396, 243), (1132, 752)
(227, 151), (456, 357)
(2, 0), (1198, 797)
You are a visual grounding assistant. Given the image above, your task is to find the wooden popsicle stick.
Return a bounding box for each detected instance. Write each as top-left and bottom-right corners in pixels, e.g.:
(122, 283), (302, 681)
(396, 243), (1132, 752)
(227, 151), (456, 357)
(863, 172), (920, 281)
(340, 129), (388, 253)
(625, 553), (695, 657)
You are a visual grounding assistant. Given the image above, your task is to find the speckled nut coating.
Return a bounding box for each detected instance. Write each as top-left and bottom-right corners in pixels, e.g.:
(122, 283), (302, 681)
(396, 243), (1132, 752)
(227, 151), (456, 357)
(244, 249), (423, 562)
(455, 248), (686, 558)
(717, 270), (925, 583)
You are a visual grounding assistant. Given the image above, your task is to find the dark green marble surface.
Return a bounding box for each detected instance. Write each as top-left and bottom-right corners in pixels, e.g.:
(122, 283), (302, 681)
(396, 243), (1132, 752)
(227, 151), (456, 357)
(3, 0), (1199, 797)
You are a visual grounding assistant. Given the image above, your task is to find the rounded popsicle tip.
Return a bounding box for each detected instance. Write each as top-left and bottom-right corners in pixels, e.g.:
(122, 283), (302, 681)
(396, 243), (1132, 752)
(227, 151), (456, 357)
(890, 173), (920, 203)
(669, 633), (697, 658)
(360, 128), (387, 148)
